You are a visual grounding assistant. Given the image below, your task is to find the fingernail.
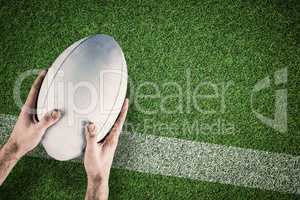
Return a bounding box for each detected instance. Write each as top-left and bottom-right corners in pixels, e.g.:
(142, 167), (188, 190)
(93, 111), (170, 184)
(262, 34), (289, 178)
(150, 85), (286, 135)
(40, 69), (47, 76)
(51, 109), (60, 120)
(87, 123), (96, 134)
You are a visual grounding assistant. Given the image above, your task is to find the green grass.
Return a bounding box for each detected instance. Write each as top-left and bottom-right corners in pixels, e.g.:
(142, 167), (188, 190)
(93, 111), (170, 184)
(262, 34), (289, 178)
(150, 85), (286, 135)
(0, 0), (299, 199)
(0, 157), (296, 200)
(0, 0), (299, 155)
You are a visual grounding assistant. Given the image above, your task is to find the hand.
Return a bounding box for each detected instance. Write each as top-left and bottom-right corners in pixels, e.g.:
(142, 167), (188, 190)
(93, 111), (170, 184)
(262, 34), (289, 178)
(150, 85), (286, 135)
(0, 69), (61, 186)
(84, 98), (129, 200)
(7, 69), (61, 159)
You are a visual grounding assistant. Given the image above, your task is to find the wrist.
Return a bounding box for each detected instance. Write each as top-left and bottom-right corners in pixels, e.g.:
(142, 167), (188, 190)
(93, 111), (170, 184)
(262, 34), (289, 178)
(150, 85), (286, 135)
(87, 174), (109, 187)
(4, 138), (24, 160)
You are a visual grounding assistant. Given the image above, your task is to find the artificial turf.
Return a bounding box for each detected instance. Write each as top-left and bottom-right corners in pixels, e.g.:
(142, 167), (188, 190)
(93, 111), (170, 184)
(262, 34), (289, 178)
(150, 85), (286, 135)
(0, 0), (299, 155)
(0, 0), (299, 199)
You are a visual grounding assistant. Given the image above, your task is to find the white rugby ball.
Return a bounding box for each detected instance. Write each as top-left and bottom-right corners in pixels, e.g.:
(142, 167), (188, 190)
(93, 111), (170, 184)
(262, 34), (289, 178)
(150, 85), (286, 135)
(37, 34), (128, 161)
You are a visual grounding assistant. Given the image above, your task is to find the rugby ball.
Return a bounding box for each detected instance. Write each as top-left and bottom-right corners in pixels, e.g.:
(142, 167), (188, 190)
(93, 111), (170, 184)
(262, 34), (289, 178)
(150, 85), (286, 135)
(37, 34), (128, 161)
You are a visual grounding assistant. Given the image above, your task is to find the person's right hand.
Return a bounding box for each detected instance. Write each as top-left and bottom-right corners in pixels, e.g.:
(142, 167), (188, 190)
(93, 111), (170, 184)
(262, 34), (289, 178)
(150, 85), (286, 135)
(84, 99), (128, 200)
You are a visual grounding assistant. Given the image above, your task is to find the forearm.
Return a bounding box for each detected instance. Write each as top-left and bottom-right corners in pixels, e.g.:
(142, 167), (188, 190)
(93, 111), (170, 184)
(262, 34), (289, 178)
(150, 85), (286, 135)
(85, 175), (109, 200)
(0, 139), (21, 186)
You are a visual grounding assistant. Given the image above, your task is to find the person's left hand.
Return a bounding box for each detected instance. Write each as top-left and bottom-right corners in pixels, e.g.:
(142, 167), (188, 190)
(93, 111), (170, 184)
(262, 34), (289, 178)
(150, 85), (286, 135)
(7, 69), (62, 159)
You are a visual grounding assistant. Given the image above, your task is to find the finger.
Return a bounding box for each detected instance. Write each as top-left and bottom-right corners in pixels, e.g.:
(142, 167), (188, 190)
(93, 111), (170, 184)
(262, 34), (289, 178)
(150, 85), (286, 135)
(37, 109), (61, 131)
(85, 122), (98, 148)
(104, 98), (129, 149)
(24, 69), (47, 109)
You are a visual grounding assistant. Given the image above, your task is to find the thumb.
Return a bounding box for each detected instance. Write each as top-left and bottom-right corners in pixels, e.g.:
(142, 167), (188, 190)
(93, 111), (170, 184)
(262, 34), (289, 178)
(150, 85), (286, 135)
(85, 122), (98, 146)
(38, 109), (61, 130)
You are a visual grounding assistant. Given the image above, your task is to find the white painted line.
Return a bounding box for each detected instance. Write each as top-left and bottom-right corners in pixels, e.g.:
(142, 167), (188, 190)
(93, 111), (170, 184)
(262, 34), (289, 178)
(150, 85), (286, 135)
(0, 114), (299, 194)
